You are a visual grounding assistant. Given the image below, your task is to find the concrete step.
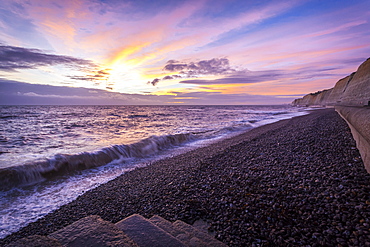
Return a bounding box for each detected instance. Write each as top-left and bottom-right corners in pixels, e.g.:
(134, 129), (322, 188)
(7, 214), (228, 247)
(115, 214), (187, 247)
(173, 220), (227, 247)
(150, 215), (227, 247)
(49, 215), (138, 247)
(149, 215), (207, 247)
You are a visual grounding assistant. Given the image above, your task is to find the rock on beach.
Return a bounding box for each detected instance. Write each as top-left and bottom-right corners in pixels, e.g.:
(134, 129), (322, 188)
(1, 108), (370, 246)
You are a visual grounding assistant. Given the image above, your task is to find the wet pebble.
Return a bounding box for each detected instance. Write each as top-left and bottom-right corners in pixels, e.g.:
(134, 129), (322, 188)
(2, 109), (370, 247)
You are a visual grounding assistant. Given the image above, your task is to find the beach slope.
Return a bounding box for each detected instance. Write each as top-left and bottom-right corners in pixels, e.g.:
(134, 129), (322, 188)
(2, 109), (370, 246)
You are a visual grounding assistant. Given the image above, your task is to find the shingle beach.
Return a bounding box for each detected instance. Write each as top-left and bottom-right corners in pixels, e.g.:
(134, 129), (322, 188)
(2, 108), (370, 246)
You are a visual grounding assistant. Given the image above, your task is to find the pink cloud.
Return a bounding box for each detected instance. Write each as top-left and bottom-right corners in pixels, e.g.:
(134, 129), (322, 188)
(2, 0), (369, 102)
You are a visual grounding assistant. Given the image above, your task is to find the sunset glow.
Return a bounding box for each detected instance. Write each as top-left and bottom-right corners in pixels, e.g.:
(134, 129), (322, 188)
(1, 0), (369, 105)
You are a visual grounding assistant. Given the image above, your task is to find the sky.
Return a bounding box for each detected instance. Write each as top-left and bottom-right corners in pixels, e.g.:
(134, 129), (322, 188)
(0, 0), (369, 105)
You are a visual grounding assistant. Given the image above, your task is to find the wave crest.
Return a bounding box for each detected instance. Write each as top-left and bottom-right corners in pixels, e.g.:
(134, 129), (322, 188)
(0, 133), (193, 191)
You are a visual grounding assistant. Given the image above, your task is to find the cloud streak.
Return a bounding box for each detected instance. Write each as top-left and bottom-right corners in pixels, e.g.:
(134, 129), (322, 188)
(164, 58), (234, 75)
(180, 65), (350, 85)
(68, 69), (111, 82)
(0, 78), (173, 105)
(1, 0), (370, 104)
(0, 78), (291, 105)
(0, 45), (95, 71)
(148, 57), (349, 87)
(0, 44), (113, 84)
(148, 58), (235, 86)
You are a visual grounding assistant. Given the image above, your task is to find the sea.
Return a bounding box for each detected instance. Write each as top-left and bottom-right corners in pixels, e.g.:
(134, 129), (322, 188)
(0, 105), (309, 238)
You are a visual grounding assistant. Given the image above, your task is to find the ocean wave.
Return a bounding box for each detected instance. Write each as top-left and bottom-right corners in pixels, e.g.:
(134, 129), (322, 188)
(0, 115), (18, 119)
(0, 133), (193, 191)
(127, 114), (149, 118)
(218, 123), (253, 133)
(65, 124), (86, 129)
(272, 111), (290, 115)
(191, 123), (253, 140)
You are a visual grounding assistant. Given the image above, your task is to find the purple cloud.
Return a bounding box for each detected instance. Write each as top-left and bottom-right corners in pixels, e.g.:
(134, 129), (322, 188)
(0, 45), (96, 72)
(148, 56), (357, 87)
(164, 58), (233, 76)
(0, 78), (295, 105)
(0, 78), (173, 105)
(148, 58), (235, 87)
(163, 75), (182, 80)
(148, 78), (160, 86)
(179, 65), (353, 85)
(68, 69), (111, 82)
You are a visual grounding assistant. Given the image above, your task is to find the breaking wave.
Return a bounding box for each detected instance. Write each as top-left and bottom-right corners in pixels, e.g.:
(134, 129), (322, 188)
(0, 133), (193, 191)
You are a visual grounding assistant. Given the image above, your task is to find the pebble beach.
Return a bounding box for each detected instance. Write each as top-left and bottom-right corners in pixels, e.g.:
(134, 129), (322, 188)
(2, 108), (370, 246)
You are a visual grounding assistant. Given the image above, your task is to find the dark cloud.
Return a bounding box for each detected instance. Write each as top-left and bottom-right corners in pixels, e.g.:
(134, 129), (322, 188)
(148, 57), (310, 87)
(149, 57), (350, 87)
(164, 63), (188, 72)
(0, 44), (112, 83)
(0, 78), (173, 105)
(163, 75), (182, 80)
(147, 58), (234, 87)
(0, 45), (96, 71)
(147, 78), (160, 86)
(163, 58), (233, 76)
(166, 60), (178, 64)
(68, 76), (95, 81)
(0, 78), (292, 105)
(97, 69), (110, 75)
(179, 65), (349, 85)
(68, 69), (111, 82)
(178, 69), (285, 85)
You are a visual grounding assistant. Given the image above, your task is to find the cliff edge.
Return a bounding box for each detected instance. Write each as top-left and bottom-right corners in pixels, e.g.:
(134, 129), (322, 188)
(292, 57), (370, 107)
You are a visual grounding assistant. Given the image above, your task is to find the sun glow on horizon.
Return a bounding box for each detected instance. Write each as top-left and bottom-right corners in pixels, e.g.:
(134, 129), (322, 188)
(1, 0), (369, 105)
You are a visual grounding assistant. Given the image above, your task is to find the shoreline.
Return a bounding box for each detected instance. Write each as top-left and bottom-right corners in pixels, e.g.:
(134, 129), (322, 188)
(2, 109), (370, 246)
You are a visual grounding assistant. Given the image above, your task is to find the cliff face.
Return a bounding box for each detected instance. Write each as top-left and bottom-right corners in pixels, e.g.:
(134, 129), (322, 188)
(292, 58), (370, 106)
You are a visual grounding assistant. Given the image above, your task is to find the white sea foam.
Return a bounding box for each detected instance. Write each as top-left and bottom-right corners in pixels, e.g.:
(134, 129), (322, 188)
(0, 105), (309, 238)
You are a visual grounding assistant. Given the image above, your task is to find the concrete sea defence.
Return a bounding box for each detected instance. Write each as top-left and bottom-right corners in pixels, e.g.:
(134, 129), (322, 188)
(292, 58), (370, 172)
(336, 106), (370, 173)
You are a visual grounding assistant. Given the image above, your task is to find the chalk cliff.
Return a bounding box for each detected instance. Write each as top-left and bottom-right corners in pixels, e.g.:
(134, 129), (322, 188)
(292, 58), (370, 107)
